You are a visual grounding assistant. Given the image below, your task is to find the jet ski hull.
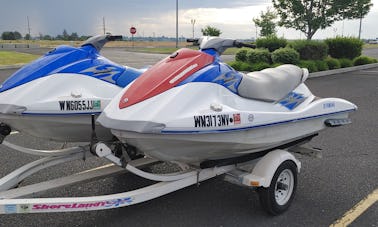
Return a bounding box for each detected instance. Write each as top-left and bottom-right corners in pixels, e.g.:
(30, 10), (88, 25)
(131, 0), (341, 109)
(110, 111), (350, 163)
(0, 73), (122, 142)
(0, 113), (111, 142)
(99, 82), (356, 164)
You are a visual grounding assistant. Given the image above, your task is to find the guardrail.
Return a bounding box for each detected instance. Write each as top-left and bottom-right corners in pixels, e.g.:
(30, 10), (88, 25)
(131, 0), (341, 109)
(0, 43), (40, 49)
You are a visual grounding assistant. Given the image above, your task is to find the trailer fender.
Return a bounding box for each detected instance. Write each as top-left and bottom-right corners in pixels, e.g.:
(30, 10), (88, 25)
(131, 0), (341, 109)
(242, 149), (301, 188)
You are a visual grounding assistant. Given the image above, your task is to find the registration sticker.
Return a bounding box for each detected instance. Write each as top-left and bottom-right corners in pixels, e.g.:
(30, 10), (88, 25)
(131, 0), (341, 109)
(193, 113), (242, 128)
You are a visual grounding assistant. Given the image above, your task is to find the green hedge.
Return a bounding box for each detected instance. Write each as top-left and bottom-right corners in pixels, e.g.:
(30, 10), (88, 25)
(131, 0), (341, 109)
(289, 40), (328, 60)
(315, 60), (329, 71)
(353, 56), (378, 66)
(325, 57), (341, 69)
(271, 48), (300, 64)
(228, 61), (252, 71)
(298, 60), (318, 73)
(235, 49), (249, 62)
(338, 58), (353, 68)
(228, 61), (271, 72)
(251, 62), (271, 71)
(256, 36), (287, 52)
(325, 37), (363, 59)
(246, 49), (271, 64)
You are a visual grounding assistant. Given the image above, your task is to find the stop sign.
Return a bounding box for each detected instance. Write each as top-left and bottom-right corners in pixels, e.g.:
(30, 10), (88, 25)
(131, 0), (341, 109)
(130, 27), (137, 35)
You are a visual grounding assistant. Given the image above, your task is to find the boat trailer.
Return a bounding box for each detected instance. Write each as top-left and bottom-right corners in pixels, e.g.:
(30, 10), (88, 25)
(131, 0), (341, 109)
(0, 136), (321, 215)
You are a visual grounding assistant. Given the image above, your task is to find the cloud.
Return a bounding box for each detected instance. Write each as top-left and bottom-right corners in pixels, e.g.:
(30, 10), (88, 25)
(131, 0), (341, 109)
(118, 4), (270, 39)
(1, 0), (378, 39)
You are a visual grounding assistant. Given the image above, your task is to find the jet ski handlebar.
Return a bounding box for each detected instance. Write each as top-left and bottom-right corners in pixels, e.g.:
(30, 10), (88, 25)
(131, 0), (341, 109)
(81, 34), (123, 52)
(186, 38), (200, 46)
(189, 37), (256, 55)
(233, 41), (256, 49)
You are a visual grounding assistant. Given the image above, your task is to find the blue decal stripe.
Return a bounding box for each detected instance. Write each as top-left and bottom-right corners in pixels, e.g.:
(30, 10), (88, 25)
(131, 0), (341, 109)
(22, 112), (101, 116)
(161, 109), (356, 134)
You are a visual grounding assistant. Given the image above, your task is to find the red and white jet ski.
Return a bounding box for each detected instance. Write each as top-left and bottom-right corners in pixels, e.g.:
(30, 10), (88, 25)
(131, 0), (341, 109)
(98, 37), (357, 165)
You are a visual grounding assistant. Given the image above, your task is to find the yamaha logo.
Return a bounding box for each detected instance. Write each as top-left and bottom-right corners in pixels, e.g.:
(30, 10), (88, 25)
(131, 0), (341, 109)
(123, 98), (129, 103)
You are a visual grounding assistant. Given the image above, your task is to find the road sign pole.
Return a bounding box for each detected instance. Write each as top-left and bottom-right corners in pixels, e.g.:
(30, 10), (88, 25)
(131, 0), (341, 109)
(130, 26), (137, 48)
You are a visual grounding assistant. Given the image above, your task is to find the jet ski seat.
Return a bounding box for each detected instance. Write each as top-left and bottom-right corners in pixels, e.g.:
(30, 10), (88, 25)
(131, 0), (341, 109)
(237, 64), (309, 102)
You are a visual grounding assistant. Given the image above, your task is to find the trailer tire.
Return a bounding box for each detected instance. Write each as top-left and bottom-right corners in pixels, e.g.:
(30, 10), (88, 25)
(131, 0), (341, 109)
(257, 160), (297, 215)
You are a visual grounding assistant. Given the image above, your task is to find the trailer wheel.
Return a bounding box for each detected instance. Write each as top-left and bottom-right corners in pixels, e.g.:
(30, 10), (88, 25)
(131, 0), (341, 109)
(257, 160), (297, 215)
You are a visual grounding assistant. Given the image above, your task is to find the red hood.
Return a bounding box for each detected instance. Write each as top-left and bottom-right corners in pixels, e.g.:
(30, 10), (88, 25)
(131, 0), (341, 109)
(119, 48), (214, 109)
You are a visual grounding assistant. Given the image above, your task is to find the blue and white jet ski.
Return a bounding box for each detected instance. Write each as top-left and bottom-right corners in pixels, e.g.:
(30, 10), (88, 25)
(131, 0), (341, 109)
(0, 35), (146, 142)
(98, 37), (357, 165)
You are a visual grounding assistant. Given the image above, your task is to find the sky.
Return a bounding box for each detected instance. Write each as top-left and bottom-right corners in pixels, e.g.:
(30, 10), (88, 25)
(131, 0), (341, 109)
(0, 0), (378, 40)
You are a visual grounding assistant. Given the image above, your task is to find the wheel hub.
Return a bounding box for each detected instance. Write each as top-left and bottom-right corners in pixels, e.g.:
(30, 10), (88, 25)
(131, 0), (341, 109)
(274, 169), (294, 205)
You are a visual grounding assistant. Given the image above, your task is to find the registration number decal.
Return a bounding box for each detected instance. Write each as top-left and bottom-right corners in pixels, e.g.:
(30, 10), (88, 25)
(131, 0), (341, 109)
(58, 100), (101, 111)
(194, 113), (241, 128)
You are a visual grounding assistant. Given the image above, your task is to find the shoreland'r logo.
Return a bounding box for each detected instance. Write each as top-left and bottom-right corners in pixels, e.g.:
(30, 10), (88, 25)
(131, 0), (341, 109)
(193, 113), (241, 128)
(59, 100), (101, 111)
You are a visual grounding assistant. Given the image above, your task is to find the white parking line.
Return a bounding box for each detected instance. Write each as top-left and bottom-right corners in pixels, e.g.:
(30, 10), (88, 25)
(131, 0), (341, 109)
(330, 188), (378, 227)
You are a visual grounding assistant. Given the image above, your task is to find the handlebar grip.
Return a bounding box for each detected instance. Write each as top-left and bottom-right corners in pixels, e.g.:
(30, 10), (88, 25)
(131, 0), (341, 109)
(187, 38), (199, 43)
(234, 41), (255, 49)
(108, 35), (123, 41)
(243, 43), (256, 49)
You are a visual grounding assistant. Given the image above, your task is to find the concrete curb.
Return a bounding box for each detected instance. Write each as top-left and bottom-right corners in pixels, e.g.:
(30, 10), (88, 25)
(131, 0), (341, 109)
(308, 63), (378, 78)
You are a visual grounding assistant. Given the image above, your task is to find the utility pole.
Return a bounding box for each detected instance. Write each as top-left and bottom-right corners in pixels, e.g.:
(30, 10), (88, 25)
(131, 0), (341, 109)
(103, 17), (106, 35)
(191, 19), (196, 38)
(176, 0), (178, 48)
(358, 13), (362, 39)
(27, 16), (31, 38)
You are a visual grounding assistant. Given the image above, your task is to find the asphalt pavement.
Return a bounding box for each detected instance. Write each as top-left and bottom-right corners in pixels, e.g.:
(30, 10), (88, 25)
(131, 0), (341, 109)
(0, 51), (377, 226)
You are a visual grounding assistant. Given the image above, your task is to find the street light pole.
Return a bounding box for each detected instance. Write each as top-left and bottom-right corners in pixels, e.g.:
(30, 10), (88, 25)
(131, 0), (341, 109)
(176, 0), (178, 48)
(103, 17), (106, 35)
(358, 13), (362, 40)
(191, 19), (196, 38)
(27, 16), (31, 39)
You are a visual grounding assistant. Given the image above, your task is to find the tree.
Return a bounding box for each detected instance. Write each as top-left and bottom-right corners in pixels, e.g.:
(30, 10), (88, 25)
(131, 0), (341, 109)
(25, 33), (31, 40)
(13, 31), (22, 40)
(1, 31), (15, 40)
(43, 35), (52, 40)
(69, 32), (79, 41)
(253, 7), (277, 37)
(62, 29), (69, 40)
(201, 26), (222, 36)
(1, 31), (22, 40)
(273, 0), (373, 40)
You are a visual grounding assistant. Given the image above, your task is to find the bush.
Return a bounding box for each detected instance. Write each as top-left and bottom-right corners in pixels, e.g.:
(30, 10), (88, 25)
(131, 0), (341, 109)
(235, 49), (248, 62)
(256, 35), (287, 52)
(228, 61), (253, 71)
(246, 49), (271, 64)
(271, 48), (300, 64)
(353, 56), (378, 66)
(298, 60), (318, 73)
(288, 40), (328, 60)
(325, 37), (364, 59)
(271, 63), (283, 68)
(315, 60), (329, 71)
(338, 58), (353, 68)
(250, 62), (271, 71)
(325, 57), (341, 70)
